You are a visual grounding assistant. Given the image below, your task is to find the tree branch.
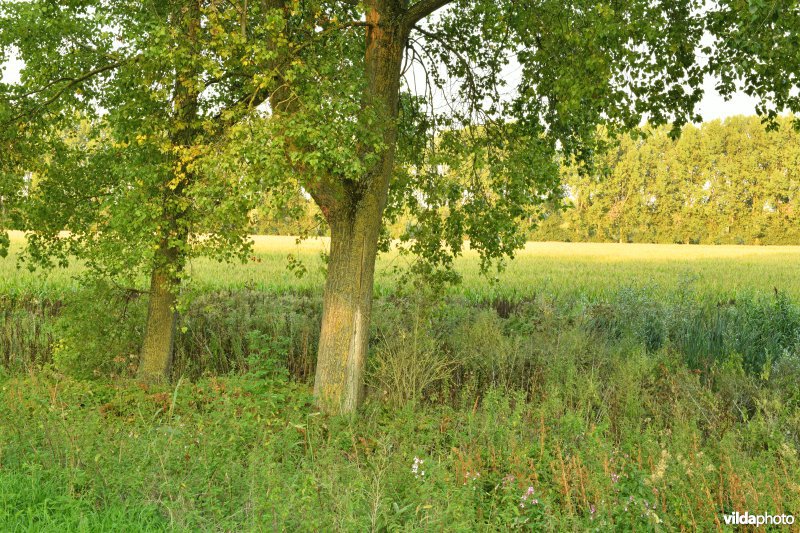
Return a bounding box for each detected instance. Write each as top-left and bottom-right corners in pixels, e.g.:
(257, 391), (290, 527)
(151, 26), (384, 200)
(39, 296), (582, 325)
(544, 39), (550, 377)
(8, 59), (129, 124)
(404, 0), (452, 27)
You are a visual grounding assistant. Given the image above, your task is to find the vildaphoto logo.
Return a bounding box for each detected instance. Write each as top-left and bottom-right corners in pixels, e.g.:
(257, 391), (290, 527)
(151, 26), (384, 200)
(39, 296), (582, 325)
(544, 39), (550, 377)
(723, 511), (795, 526)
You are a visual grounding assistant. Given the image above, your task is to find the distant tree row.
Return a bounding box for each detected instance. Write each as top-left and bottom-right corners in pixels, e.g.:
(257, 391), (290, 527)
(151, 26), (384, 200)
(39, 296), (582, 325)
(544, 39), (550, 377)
(256, 115), (800, 245)
(531, 116), (800, 245)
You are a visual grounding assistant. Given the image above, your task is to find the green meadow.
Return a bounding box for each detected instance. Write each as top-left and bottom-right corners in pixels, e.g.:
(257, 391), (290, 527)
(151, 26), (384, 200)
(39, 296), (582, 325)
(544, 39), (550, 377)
(4, 232), (800, 298)
(2, 233), (799, 530)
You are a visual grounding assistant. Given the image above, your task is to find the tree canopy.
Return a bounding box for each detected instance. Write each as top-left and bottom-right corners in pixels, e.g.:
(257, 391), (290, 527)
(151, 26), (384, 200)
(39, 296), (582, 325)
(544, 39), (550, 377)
(0, 0), (357, 379)
(707, 0), (800, 129)
(0, 0), (325, 272)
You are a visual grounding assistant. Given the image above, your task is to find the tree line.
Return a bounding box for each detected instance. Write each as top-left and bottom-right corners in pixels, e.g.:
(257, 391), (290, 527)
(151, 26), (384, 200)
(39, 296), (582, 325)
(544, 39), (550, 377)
(254, 115), (800, 245)
(531, 116), (800, 245)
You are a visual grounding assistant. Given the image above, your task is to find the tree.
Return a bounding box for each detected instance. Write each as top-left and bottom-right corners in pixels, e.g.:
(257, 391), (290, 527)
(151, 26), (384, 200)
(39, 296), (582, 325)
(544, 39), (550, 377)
(0, 0), (329, 381)
(259, 0), (707, 414)
(705, 1), (800, 242)
(707, 0), (800, 129)
(528, 116), (800, 245)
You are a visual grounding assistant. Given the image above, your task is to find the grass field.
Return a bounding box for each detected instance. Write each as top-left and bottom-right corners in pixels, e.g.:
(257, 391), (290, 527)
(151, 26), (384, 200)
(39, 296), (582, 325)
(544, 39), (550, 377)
(4, 231), (800, 299)
(1, 232), (799, 530)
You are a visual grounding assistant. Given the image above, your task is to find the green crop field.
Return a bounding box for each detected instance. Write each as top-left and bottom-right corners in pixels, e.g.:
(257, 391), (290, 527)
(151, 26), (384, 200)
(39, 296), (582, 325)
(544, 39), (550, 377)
(2, 233), (799, 530)
(5, 231), (800, 298)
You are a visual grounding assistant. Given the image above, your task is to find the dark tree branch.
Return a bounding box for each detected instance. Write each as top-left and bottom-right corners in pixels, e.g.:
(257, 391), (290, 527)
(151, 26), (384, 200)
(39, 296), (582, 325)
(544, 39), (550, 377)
(404, 0), (452, 27)
(8, 59), (129, 124)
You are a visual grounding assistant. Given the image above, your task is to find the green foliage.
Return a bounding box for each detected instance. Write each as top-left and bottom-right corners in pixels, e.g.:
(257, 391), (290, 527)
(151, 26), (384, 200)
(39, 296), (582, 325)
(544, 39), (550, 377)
(707, 0), (800, 128)
(0, 290), (59, 372)
(248, 193), (328, 237)
(4, 239), (800, 385)
(0, 0), (345, 285)
(0, 467), (167, 531)
(175, 290), (320, 381)
(1, 250), (800, 529)
(530, 116), (800, 244)
(52, 280), (145, 379)
(376, 0), (708, 279)
(368, 292), (453, 407)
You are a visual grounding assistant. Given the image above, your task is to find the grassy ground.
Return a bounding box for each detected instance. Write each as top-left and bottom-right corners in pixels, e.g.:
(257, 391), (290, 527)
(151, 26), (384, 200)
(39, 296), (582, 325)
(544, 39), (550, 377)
(1, 233), (800, 530)
(4, 231), (800, 298)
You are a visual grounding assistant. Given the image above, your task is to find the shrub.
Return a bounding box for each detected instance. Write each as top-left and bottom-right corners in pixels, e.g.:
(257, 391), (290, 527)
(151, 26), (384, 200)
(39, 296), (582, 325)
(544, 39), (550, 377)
(368, 316), (453, 406)
(51, 281), (145, 379)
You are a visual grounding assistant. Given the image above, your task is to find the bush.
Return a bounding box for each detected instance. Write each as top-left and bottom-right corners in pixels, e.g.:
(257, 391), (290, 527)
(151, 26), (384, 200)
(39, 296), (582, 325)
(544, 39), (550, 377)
(52, 281), (145, 379)
(368, 315), (453, 406)
(448, 310), (532, 395)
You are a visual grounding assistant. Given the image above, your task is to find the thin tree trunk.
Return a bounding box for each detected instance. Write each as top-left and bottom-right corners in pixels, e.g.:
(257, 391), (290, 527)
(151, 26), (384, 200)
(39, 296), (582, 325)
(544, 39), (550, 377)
(138, 255), (179, 382)
(137, 2), (198, 383)
(137, 193), (191, 383)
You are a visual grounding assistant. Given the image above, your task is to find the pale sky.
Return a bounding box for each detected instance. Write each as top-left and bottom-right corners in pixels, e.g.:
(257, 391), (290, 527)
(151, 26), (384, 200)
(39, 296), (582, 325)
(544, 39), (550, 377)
(1, 56), (22, 85)
(697, 75), (758, 122)
(2, 51), (758, 124)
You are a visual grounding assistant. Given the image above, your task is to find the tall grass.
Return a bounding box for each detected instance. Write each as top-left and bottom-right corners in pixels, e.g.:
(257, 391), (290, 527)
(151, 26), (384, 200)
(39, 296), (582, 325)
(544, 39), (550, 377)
(1, 317), (797, 530)
(2, 234), (800, 529)
(2, 278), (800, 389)
(0, 293), (60, 371)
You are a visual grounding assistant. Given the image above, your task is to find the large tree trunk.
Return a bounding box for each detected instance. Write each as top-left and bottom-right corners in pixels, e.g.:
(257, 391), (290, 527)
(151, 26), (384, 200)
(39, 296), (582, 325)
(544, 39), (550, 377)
(312, 3), (408, 414)
(313, 201), (383, 413)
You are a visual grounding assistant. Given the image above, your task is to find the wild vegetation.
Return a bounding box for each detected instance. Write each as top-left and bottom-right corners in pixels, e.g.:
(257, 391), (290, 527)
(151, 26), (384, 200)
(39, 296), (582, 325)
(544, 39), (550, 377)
(2, 0), (800, 529)
(1, 236), (800, 530)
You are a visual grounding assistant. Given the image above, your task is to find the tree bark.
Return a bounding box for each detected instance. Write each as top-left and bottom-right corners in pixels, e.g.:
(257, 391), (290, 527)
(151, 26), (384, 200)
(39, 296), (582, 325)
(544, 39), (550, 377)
(308, 0), (454, 413)
(138, 255), (179, 382)
(313, 202), (383, 413)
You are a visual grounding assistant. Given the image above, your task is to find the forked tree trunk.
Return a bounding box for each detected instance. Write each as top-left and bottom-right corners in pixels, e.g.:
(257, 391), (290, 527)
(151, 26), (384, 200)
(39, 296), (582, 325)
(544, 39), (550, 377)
(138, 258), (179, 382)
(312, 3), (408, 414)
